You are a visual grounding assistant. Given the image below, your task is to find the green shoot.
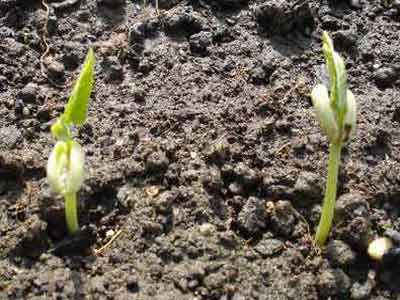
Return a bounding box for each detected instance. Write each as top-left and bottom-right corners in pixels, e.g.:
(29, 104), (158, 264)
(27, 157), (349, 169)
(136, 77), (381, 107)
(311, 32), (357, 247)
(47, 48), (95, 235)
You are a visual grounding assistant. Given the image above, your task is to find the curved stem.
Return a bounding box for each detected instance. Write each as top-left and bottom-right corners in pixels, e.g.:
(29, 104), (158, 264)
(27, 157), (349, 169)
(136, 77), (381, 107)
(315, 142), (342, 247)
(65, 192), (79, 234)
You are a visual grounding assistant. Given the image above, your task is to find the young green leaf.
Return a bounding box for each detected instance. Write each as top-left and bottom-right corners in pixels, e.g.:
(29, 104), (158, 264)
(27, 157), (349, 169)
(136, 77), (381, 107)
(63, 48), (95, 126)
(51, 118), (71, 141)
(322, 32), (348, 125)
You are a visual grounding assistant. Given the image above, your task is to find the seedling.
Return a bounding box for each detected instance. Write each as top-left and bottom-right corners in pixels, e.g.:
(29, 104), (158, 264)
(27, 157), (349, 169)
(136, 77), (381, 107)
(310, 32), (357, 247)
(47, 49), (95, 235)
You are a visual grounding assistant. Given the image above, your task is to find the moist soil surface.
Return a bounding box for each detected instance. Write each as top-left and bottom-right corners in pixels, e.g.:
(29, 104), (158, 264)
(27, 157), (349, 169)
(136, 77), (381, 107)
(1, 0), (400, 299)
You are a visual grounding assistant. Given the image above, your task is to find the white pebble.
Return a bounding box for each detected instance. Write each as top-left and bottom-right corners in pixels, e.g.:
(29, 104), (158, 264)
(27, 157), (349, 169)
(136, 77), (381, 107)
(368, 237), (393, 260)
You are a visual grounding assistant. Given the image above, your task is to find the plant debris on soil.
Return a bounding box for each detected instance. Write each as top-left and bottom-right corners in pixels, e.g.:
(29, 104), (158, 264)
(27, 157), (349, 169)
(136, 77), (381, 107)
(1, 0), (400, 299)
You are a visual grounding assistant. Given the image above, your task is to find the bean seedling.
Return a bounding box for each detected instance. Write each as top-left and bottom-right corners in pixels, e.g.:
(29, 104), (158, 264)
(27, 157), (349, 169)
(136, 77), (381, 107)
(47, 49), (95, 235)
(310, 32), (357, 247)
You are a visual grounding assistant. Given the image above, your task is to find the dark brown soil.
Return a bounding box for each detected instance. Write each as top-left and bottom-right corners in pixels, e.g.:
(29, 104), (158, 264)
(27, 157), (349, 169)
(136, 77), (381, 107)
(1, 0), (400, 299)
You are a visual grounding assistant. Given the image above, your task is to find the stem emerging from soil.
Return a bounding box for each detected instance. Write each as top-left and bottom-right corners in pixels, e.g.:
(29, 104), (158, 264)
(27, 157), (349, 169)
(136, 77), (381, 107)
(65, 192), (79, 234)
(314, 142), (342, 247)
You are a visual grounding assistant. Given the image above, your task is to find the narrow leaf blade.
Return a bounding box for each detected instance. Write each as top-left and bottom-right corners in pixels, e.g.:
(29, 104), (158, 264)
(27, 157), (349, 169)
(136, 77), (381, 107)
(322, 31), (348, 125)
(63, 48), (95, 126)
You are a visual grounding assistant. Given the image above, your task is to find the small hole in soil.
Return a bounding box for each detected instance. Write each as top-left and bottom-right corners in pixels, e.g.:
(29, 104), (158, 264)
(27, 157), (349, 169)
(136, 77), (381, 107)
(392, 107), (400, 123)
(126, 280), (139, 293)
(85, 185), (122, 224)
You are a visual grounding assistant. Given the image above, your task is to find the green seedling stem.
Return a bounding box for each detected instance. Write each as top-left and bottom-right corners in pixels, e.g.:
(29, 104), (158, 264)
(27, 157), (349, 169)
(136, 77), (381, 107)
(311, 32), (357, 247)
(65, 193), (79, 233)
(314, 142), (342, 246)
(47, 48), (95, 235)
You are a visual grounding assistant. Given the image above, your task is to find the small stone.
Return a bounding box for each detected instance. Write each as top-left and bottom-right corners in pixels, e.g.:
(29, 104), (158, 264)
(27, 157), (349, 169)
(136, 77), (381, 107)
(129, 22), (146, 47)
(47, 14), (58, 35)
(233, 162), (260, 188)
(199, 223), (216, 236)
(0, 126), (22, 150)
(130, 87), (146, 103)
(384, 229), (400, 243)
(0, 75), (7, 92)
(250, 66), (267, 84)
(294, 171), (323, 205)
(350, 278), (375, 299)
(318, 269), (351, 297)
(326, 240), (356, 267)
(12, 215), (48, 258)
(152, 191), (175, 214)
(373, 66), (398, 89)
(254, 238), (284, 258)
(349, 0), (363, 8)
(333, 29), (358, 52)
(97, 0), (125, 8)
(90, 276), (106, 293)
(77, 9), (91, 21)
(145, 186), (160, 198)
(202, 168), (223, 192)
(321, 15), (341, 30)
(23, 106), (30, 116)
(237, 197), (266, 235)
(270, 200), (298, 237)
(203, 0), (246, 6)
(165, 6), (207, 35)
(146, 151), (169, 173)
(63, 42), (82, 69)
(335, 193), (369, 222)
(0, 26), (14, 39)
(340, 216), (371, 249)
(203, 273), (225, 290)
(47, 60), (65, 79)
(253, 0), (314, 35)
(105, 229), (115, 238)
(37, 106), (51, 122)
(138, 58), (154, 74)
(103, 56), (123, 82)
(228, 182), (243, 195)
(126, 276), (139, 293)
(51, 0), (81, 10)
(19, 82), (39, 103)
(205, 140), (230, 165)
(189, 31), (213, 55)
(368, 237), (393, 261)
(157, 0), (181, 9)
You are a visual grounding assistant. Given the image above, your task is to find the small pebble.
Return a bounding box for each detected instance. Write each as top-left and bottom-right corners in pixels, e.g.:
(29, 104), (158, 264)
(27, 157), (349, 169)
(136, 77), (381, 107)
(326, 240), (356, 267)
(199, 223), (216, 236)
(19, 82), (39, 103)
(97, 0), (125, 8)
(254, 238), (284, 257)
(104, 56), (123, 82)
(318, 268), (351, 297)
(105, 230), (115, 238)
(47, 60), (65, 79)
(373, 66), (397, 89)
(349, 0), (363, 8)
(0, 126), (22, 150)
(368, 237), (393, 260)
(350, 276), (375, 299)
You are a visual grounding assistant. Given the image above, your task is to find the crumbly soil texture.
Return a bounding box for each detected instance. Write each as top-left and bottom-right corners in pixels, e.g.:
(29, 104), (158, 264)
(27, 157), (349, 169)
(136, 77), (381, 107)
(1, 0), (400, 299)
